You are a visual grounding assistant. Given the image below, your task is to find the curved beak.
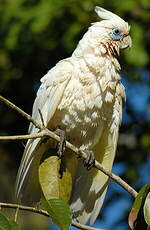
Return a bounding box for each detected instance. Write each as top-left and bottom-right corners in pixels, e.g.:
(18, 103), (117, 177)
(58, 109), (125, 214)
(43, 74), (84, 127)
(120, 35), (132, 49)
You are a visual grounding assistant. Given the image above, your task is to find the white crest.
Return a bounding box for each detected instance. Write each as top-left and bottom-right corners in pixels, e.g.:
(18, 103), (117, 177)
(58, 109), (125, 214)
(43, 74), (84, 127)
(95, 6), (123, 21)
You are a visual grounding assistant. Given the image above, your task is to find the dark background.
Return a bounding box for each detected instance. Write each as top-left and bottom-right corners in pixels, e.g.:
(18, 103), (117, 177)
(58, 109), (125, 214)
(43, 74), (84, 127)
(0, 0), (150, 229)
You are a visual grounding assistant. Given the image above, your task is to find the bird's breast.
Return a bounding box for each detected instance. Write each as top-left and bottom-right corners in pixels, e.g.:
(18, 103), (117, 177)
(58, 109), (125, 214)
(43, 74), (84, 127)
(48, 75), (123, 150)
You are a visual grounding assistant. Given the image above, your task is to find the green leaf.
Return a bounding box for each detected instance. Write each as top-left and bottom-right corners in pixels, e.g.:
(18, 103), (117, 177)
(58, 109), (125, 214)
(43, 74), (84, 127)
(9, 221), (19, 230)
(41, 198), (71, 230)
(128, 184), (150, 229)
(144, 192), (150, 227)
(0, 213), (11, 230)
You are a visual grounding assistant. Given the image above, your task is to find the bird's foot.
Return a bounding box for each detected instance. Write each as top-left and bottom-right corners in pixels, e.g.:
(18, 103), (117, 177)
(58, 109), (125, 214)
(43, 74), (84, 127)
(55, 129), (66, 158)
(83, 150), (95, 170)
(35, 201), (41, 210)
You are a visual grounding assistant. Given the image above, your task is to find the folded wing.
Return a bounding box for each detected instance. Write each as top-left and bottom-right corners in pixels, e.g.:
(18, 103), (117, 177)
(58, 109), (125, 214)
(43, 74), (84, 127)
(15, 59), (72, 200)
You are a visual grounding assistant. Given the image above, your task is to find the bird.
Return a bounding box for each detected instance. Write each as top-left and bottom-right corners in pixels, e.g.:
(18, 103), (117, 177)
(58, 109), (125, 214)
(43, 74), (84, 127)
(15, 6), (132, 225)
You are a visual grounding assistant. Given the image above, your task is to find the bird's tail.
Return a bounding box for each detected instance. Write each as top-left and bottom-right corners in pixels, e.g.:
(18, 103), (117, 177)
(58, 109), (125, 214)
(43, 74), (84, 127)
(15, 137), (43, 203)
(70, 125), (118, 225)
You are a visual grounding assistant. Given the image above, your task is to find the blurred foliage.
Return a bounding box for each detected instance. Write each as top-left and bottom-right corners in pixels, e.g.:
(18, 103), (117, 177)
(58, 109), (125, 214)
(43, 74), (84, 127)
(0, 212), (20, 230)
(0, 0), (150, 229)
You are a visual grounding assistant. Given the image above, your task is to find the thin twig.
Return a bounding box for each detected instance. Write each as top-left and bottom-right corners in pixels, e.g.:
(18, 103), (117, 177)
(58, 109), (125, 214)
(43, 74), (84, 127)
(0, 202), (49, 216)
(0, 202), (104, 230)
(38, 109), (45, 127)
(94, 161), (137, 198)
(0, 95), (42, 130)
(0, 95), (138, 198)
(0, 131), (45, 141)
(72, 221), (106, 230)
(14, 206), (19, 222)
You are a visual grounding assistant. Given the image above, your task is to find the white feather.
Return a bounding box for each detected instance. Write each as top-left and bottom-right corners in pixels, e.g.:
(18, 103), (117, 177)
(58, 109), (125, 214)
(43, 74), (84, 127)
(15, 60), (72, 199)
(95, 6), (122, 21)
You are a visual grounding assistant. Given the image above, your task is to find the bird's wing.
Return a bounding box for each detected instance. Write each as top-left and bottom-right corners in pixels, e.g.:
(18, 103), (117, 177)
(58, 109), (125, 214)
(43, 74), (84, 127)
(29, 59), (73, 133)
(70, 124), (119, 225)
(15, 59), (73, 199)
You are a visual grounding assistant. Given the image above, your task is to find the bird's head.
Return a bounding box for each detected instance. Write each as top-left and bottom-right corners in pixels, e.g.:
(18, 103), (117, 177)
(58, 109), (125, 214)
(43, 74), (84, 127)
(91, 6), (132, 56)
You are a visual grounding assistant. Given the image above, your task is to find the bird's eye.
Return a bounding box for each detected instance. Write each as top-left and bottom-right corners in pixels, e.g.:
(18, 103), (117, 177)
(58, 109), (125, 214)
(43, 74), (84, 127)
(109, 28), (123, 41)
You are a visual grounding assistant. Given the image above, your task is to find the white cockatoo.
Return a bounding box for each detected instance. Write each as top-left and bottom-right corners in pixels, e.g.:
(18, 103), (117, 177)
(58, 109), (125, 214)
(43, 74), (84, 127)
(16, 6), (132, 225)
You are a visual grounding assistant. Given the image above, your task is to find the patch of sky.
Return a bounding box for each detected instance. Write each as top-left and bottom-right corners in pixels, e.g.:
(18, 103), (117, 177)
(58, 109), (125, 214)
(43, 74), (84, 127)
(138, 155), (150, 187)
(121, 68), (150, 124)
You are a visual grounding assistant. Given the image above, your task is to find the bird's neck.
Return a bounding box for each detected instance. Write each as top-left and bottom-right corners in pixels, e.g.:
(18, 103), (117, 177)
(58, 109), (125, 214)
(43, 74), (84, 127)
(72, 36), (121, 82)
(73, 28), (121, 69)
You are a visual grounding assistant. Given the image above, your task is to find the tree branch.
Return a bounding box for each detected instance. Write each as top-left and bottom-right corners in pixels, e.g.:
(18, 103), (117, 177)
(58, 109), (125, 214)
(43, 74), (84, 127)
(0, 202), (105, 230)
(0, 132), (45, 141)
(0, 95), (138, 198)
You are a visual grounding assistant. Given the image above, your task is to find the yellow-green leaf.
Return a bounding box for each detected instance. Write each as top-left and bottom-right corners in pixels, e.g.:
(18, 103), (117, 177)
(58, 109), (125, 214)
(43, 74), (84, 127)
(39, 156), (60, 200)
(39, 155), (73, 203)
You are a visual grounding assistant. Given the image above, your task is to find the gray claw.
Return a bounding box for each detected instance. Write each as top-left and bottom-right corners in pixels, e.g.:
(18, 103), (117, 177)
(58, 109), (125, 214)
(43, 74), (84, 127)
(83, 150), (95, 170)
(55, 129), (66, 158)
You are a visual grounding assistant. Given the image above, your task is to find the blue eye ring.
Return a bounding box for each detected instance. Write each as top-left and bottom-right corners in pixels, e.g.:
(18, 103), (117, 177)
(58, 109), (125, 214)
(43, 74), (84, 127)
(109, 28), (123, 41)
